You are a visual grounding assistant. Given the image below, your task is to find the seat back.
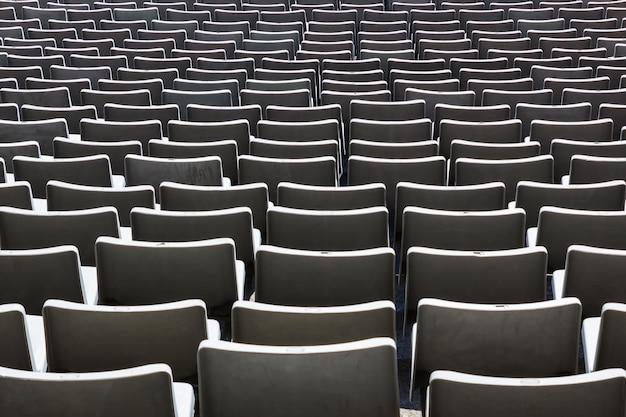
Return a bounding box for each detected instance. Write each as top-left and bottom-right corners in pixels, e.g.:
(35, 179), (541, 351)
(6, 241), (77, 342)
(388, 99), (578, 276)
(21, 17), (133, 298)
(197, 338), (400, 417)
(13, 155), (113, 199)
(536, 207), (626, 272)
(231, 300), (395, 345)
(130, 207), (256, 266)
(427, 369), (626, 417)
(254, 245), (395, 306)
(46, 180), (155, 228)
(0, 303), (34, 370)
(0, 246), (84, 314)
(0, 363), (180, 417)
(267, 205), (389, 251)
(0, 207), (120, 266)
(43, 299), (208, 383)
(515, 180), (626, 228)
(411, 298), (581, 395)
(159, 182), (268, 237)
(95, 236), (239, 313)
(405, 246), (547, 331)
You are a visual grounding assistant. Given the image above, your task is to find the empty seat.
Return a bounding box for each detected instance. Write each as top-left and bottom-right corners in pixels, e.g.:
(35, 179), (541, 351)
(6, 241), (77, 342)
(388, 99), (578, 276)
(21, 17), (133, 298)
(159, 182), (269, 238)
(231, 300), (396, 345)
(276, 182), (385, 210)
(124, 155), (226, 201)
(130, 207), (259, 273)
(0, 207), (120, 266)
(404, 246), (547, 332)
(348, 155), (446, 216)
(582, 302), (626, 372)
(47, 180), (154, 228)
(254, 244), (395, 306)
(530, 119), (614, 157)
(410, 297), (582, 402)
(197, 338), (399, 417)
(0, 303), (45, 372)
(0, 363), (194, 417)
(530, 206), (626, 272)
(515, 102), (592, 139)
(13, 155), (117, 199)
(514, 180), (626, 228)
(552, 245), (626, 323)
(267, 205), (389, 251)
(0, 181), (33, 209)
(80, 119), (162, 152)
(455, 155), (554, 202)
(426, 369), (626, 417)
(95, 236), (243, 317)
(0, 241), (96, 315)
(568, 155), (626, 184)
(104, 103), (179, 137)
(239, 155), (337, 203)
(394, 181), (506, 239)
(0, 118), (68, 155)
(400, 207), (526, 274)
(43, 299), (217, 384)
(552, 138), (626, 184)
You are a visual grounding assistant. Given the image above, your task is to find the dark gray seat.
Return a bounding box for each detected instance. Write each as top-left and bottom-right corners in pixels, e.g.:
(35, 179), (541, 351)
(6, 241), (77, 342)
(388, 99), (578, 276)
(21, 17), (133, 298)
(197, 337), (400, 417)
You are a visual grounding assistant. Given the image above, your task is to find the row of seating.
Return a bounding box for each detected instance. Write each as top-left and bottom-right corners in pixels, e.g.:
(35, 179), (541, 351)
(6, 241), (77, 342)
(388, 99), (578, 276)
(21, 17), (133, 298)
(2, 295), (626, 417)
(3, 180), (626, 311)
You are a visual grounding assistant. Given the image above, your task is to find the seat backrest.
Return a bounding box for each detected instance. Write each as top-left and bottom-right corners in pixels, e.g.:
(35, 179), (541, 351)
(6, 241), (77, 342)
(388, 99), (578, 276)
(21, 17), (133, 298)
(536, 206), (626, 272)
(96, 235), (239, 314)
(0, 118), (68, 155)
(159, 181), (268, 237)
(197, 338), (400, 417)
(255, 244), (395, 306)
(404, 88), (475, 121)
(46, 180), (154, 228)
(267, 205), (389, 251)
(395, 181), (506, 237)
(405, 246), (547, 331)
(0, 181), (33, 209)
(590, 303), (626, 371)
(43, 299), (208, 383)
(515, 180), (626, 228)
(124, 155), (223, 202)
(530, 119), (614, 159)
(455, 155), (554, 203)
(427, 369), (626, 417)
(350, 98), (425, 121)
(438, 118), (523, 159)
(348, 155), (446, 215)
(238, 155), (337, 203)
(0, 206), (120, 266)
(0, 86), (70, 108)
(569, 155), (626, 184)
(0, 245), (85, 315)
(562, 246), (626, 319)
(401, 207), (526, 274)
(515, 102), (592, 138)
(0, 303), (35, 370)
(276, 182), (385, 210)
(148, 139), (238, 184)
(411, 298), (581, 395)
(257, 119), (339, 142)
(231, 300), (395, 345)
(130, 206), (256, 266)
(349, 118), (432, 143)
(13, 155), (113, 199)
(0, 363), (181, 417)
(103, 103), (179, 136)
